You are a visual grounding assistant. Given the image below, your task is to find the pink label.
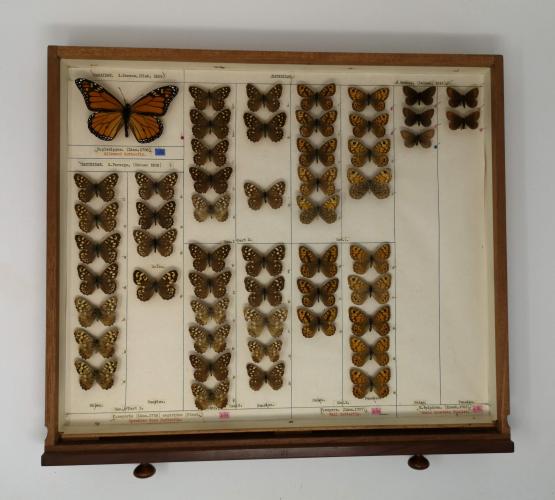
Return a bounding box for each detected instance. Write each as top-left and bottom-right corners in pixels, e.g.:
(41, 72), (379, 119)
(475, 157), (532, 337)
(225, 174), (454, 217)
(219, 411), (231, 419)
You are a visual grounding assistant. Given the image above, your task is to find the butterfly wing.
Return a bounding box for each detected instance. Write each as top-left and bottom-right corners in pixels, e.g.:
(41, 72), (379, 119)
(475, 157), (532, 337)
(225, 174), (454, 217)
(190, 354), (210, 382)
(98, 263), (118, 295)
(133, 269), (157, 301)
(267, 276), (285, 306)
(267, 112), (287, 143)
(267, 307), (288, 337)
(74, 329), (96, 359)
(244, 307), (266, 336)
(135, 172), (156, 200)
(320, 278), (339, 307)
(210, 244), (231, 272)
(133, 229), (154, 257)
(401, 129), (418, 148)
(243, 112), (264, 142)
(189, 325), (210, 353)
(317, 138), (337, 167)
(267, 362), (285, 390)
(297, 308), (318, 338)
(74, 360), (96, 390)
(350, 368), (372, 399)
(73, 173), (95, 202)
(348, 87), (368, 112)
(211, 108), (232, 138)
(464, 111), (481, 129)
(244, 182), (264, 210)
(297, 84), (317, 111)
(97, 328), (119, 358)
(295, 110), (316, 137)
(296, 138), (316, 167)
(349, 306), (370, 336)
(347, 167), (370, 199)
(246, 83), (264, 112)
(212, 271), (231, 298)
(211, 166), (233, 194)
(264, 244), (285, 276)
(417, 129), (436, 148)
(74, 204), (96, 233)
(298, 245), (318, 278)
(319, 195), (339, 224)
(157, 201), (176, 229)
(156, 229), (177, 257)
(320, 306), (338, 336)
(248, 340), (266, 363)
(373, 243), (391, 274)
(372, 305), (391, 335)
(242, 245), (264, 277)
(296, 195), (318, 224)
(212, 324), (230, 353)
(264, 84), (283, 112)
(246, 363), (266, 391)
(213, 194), (231, 222)
(267, 181), (286, 209)
(348, 139), (370, 168)
(372, 337), (391, 366)
(191, 194), (210, 222)
(369, 87), (390, 111)
(212, 352), (231, 381)
(158, 270), (178, 300)
(350, 336), (371, 366)
(297, 166), (317, 196)
(297, 278), (317, 307)
(190, 109), (210, 139)
(244, 277), (264, 307)
(320, 244), (339, 278)
(348, 275), (371, 305)
(369, 168), (392, 199)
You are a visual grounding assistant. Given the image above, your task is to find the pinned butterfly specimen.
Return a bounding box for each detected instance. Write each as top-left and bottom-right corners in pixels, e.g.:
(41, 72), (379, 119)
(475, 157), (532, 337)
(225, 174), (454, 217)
(403, 108), (435, 127)
(191, 380), (229, 410)
(348, 87), (389, 112)
(77, 263), (118, 295)
(347, 168), (392, 200)
(190, 108), (231, 139)
(297, 306), (338, 338)
(247, 362), (285, 391)
(133, 228), (177, 257)
(189, 352), (231, 382)
(189, 166), (233, 194)
(191, 138), (228, 166)
(400, 129), (435, 148)
(297, 138), (337, 167)
(243, 181), (285, 210)
(297, 166), (337, 196)
(189, 324), (230, 353)
(243, 112), (287, 142)
(350, 243), (391, 274)
(350, 336), (390, 367)
(75, 233), (120, 264)
(297, 83), (336, 111)
(74, 328), (119, 359)
(135, 172), (178, 201)
(136, 200), (175, 229)
(133, 269), (178, 301)
(349, 113), (389, 138)
(74, 173), (118, 202)
(297, 277), (339, 307)
(246, 83), (282, 112)
(75, 79), (179, 143)
(188, 271), (231, 299)
(348, 138), (390, 168)
(295, 110), (337, 137)
(75, 202), (118, 233)
(75, 359), (118, 390)
(403, 86), (436, 106)
(189, 85), (230, 111)
(446, 111), (480, 130)
(349, 305), (391, 336)
(243, 306), (288, 337)
(298, 244), (338, 278)
(75, 296), (118, 327)
(248, 339), (283, 363)
(296, 194), (339, 224)
(348, 274), (391, 305)
(191, 194), (231, 222)
(350, 366), (391, 399)
(446, 87), (479, 108)
(190, 297), (229, 325)
(241, 244), (285, 277)
(189, 243), (231, 272)
(244, 276), (285, 307)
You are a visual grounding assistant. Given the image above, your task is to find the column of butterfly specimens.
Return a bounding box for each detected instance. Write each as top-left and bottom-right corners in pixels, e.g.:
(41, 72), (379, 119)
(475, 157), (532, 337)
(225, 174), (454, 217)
(73, 172), (121, 391)
(400, 86), (437, 149)
(445, 86), (480, 131)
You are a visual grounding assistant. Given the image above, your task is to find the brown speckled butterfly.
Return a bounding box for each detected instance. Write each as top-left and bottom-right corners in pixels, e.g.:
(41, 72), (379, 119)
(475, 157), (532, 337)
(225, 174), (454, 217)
(244, 276), (285, 307)
(191, 138), (228, 166)
(447, 87), (479, 108)
(242, 244), (285, 277)
(135, 172), (178, 200)
(189, 352), (231, 382)
(347, 167), (392, 200)
(189, 243), (231, 272)
(75, 359), (117, 390)
(191, 380), (229, 410)
(297, 138), (337, 167)
(297, 166), (337, 196)
(248, 339), (283, 363)
(348, 138), (390, 168)
(243, 306), (288, 337)
(350, 336), (390, 367)
(298, 244), (338, 278)
(190, 297), (230, 325)
(297, 194), (339, 224)
(349, 113), (389, 138)
(446, 111), (480, 130)
(189, 324), (230, 354)
(350, 243), (391, 274)
(403, 86), (436, 106)
(133, 269), (178, 301)
(348, 274), (391, 305)
(295, 110), (337, 137)
(297, 277), (338, 307)
(349, 305), (391, 336)
(75, 233), (120, 264)
(403, 108), (435, 127)
(190, 109), (231, 139)
(244, 181), (286, 210)
(297, 306), (338, 338)
(243, 112), (287, 143)
(247, 362), (285, 391)
(400, 129), (435, 148)
(189, 166), (232, 194)
(246, 83), (282, 112)
(74, 173), (118, 202)
(133, 228), (177, 257)
(77, 263), (118, 295)
(74, 328), (119, 359)
(188, 271), (231, 299)
(75, 296), (117, 327)
(75, 202), (118, 233)
(350, 366), (391, 399)
(297, 83), (336, 111)
(192, 194), (230, 222)
(136, 200), (175, 229)
(189, 85), (230, 111)
(348, 87), (389, 112)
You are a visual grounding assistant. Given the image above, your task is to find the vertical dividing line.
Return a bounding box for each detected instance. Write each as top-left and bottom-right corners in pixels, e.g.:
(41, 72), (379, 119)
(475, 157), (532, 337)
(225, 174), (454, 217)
(289, 82), (293, 422)
(234, 83), (238, 407)
(124, 171), (129, 408)
(338, 87), (344, 404)
(436, 94), (442, 405)
(182, 73), (186, 411)
(392, 86), (398, 417)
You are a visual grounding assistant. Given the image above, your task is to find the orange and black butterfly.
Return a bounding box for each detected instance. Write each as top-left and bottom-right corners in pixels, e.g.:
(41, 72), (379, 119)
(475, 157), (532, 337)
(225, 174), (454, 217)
(74, 328), (119, 359)
(400, 129), (435, 148)
(136, 200), (175, 229)
(242, 244), (285, 277)
(191, 139), (228, 167)
(247, 362), (285, 390)
(348, 138), (390, 168)
(446, 111), (480, 130)
(350, 367), (391, 399)
(350, 336), (390, 367)
(297, 138), (337, 168)
(403, 86), (436, 106)
(297, 277), (339, 307)
(403, 108), (435, 127)
(75, 359), (118, 391)
(75, 202), (118, 233)
(133, 269), (178, 301)
(297, 306), (338, 338)
(244, 181), (286, 210)
(74, 173), (118, 202)
(298, 244), (338, 278)
(75, 79), (178, 143)
(135, 172), (178, 201)
(189, 85), (230, 111)
(189, 243), (231, 273)
(350, 243), (391, 274)
(133, 229), (177, 257)
(297, 83), (336, 111)
(348, 274), (391, 305)
(75, 233), (120, 264)
(349, 305), (391, 336)
(295, 110), (337, 137)
(189, 166), (233, 194)
(297, 194), (339, 225)
(246, 83), (282, 112)
(347, 168), (392, 200)
(77, 263), (118, 295)
(349, 113), (389, 138)
(244, 276), (285, 307)
(191, 380), (229, 410)
(243, 112), (287, 142)
(446, 87), (479, 108)
(190, 109), (231, 139)
(348, 87), (389, 112)
(297, 166), (337, 196)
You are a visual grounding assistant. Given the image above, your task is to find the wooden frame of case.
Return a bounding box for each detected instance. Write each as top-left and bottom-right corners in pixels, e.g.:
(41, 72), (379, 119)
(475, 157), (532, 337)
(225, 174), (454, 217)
(43, 46), (512, 474)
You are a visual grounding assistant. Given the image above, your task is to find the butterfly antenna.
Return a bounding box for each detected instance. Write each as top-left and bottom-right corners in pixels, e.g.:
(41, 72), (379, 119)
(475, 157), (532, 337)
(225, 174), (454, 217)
(118, 87), (127, 104)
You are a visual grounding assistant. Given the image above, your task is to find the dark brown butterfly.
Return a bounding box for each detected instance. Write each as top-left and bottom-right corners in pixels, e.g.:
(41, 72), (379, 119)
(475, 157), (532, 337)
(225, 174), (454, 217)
(297, 165), (337, 196)
(136, 200), (175, 229)
(189, 243), (231, 272)
(348, 87), (389, 112)
(297, 306), (338, 338)
(400, 129), (435, 148)
(447, 87), (479, 108)
(403, 86), (436, 106)
(189, 352), (231, 382)
(349, 305), (391, 336)
(348, 274), (391, 305)
(350, 243), (391, 274)
(243, 112), (287, 142)
(248, 339), (283, 363)
(189, 271), (231, 299)
(189, 85), (231, 111)
(403, 107), (435, 127)
(350, 366), (391, 399)
(189, 324), (230, 353)
(74, 173), (118, 202)
(244, 181), (285, 210)
(191, 194), (230, 222)
(298, 244), (338, 278)
(347, 167), (392, 200)
(75, 296), (118, 327)
(242, 244), (285, 277)
(297, 83), (336, 111)
(75, 202), (118, 233)
(191, 380), (229, 410)
(191, 138), (228, 166)
(296, 194), (339, 224)
(190, 109), (231, 139)
(244, 276), (285, 307)
(133, 228), (177, 257)
(135, 172), (178, 200)
(243, 306), (288, 337)
(75, 359), (117, 390)
(75, 233), (120, 264)
(246, 83), (282, 112)
(190, 297), (229, 325)
(297, 138), (337, 167)
(295, 110), (337, 137)
(348, 138), (390, 168)
(133, 269), (178, 301)
(349, 113), (389, 138)
(446, 111), (480, 130)
(77, 263), (118, 295)
(247, 362), (285, 391)
(350, 336), (390, 367)
(297, 277), (338, 307)
(189, 166), (232, 194)
(74, 328), (119, 359)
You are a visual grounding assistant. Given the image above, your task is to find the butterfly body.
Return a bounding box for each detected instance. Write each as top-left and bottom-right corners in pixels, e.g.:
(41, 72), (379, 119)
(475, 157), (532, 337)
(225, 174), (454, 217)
(191, 380), (229, 409)
(349, 305), (391, 336)
(298, 244), (338, 278)
(297, 306), (338, 337)
(350, 367), (391, 399)
(133, 269), (178, 301)
(244, 276), (285, 307)
(247, 362), (285, 390)
(75, 359), (118, 390)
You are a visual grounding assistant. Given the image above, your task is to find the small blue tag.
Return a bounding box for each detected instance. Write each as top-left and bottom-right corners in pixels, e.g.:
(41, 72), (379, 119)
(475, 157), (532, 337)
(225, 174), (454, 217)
(154, 148), (166, 156)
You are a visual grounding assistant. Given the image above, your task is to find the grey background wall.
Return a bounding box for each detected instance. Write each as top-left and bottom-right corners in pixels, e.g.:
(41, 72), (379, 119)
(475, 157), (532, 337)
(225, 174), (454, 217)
(1, 0), (554, 498)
